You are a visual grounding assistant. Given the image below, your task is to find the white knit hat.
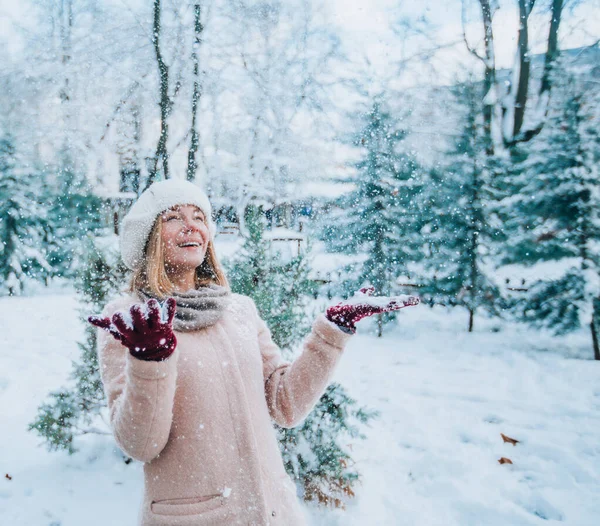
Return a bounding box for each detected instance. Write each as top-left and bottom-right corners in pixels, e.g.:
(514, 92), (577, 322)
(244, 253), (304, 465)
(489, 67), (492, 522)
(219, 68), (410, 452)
(120, 179), (216, 270)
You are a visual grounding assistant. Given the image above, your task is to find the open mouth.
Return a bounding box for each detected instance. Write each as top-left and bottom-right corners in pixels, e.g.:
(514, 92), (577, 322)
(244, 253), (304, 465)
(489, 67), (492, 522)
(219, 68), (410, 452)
(178, 242), (202, 248)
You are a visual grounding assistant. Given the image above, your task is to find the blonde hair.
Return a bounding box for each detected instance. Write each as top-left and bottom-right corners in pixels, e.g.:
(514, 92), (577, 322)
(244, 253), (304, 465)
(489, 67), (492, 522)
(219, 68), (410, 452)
(128, 216), (229, 297)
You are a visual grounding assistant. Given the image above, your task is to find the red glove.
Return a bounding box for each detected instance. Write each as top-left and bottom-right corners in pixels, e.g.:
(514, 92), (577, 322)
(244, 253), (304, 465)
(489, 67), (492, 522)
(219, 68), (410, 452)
(326, 287), (419, 334)
(89, 298), (177, 362)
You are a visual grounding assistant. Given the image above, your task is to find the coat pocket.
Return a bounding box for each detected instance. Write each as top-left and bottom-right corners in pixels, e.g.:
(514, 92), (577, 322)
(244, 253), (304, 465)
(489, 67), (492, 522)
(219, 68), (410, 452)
(150, 494), (226, 516)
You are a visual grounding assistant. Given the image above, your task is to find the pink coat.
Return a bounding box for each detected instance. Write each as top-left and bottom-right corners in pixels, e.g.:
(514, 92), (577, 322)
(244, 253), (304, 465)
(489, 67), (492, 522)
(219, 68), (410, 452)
(97, 292), (353, 525)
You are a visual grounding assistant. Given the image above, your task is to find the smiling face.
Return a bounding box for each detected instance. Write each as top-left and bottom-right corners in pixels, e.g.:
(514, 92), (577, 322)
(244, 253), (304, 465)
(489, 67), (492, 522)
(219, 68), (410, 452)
(160, 204), (210, 274)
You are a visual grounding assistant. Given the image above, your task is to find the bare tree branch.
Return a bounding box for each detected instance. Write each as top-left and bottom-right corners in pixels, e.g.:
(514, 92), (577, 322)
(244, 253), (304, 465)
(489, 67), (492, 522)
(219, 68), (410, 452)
(461, 0), (487, 64)
(99, 81), (142, 142)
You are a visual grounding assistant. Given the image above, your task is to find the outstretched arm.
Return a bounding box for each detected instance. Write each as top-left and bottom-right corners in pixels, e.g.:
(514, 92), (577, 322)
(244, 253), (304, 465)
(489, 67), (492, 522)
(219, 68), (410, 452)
(253, 288), (419, 428)
(253, 300), (353, 429)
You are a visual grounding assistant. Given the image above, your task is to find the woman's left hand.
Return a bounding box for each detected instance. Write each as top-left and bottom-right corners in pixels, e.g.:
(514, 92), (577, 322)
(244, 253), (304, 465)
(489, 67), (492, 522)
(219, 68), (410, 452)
(326, 286), (419, 334)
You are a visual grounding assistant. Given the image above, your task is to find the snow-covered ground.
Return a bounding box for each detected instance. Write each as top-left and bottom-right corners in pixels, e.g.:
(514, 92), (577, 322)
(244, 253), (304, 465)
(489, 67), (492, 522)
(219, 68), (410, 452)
(1, 291), (599, 525)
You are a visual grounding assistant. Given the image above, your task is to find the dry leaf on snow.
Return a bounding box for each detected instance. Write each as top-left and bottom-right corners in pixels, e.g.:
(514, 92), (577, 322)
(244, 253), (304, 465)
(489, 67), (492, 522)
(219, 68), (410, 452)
(500, 433), (519, 446)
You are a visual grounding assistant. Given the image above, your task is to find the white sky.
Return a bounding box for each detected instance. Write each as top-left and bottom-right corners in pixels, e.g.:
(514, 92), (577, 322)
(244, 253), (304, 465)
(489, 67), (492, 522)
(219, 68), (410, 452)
(329, 0), (600, 86)
(0, 0), (598, 84)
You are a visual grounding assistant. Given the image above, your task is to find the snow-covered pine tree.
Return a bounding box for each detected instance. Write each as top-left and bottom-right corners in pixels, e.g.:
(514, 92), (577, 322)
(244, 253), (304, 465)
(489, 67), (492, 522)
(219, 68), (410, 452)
(227, 205), (309, 349)
(44, 161), (104, 281)
(322, 99), (422, 336)
(0, 133), (50, 295)
(498, 75), (600, 359)
(29, 235), (128, 452)
(116, 102), (142, 195)
(421, 83), (502, 331)
(227, 206), (378, 508)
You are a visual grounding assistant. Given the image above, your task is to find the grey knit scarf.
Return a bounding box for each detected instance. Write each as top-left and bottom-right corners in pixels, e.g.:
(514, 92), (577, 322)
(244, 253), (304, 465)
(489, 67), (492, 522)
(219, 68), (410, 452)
(139, 284), (231, 332)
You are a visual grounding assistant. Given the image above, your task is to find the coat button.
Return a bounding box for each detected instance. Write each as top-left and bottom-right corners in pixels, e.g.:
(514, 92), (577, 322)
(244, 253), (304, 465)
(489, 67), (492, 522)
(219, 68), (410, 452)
(272, 510), (276, 517)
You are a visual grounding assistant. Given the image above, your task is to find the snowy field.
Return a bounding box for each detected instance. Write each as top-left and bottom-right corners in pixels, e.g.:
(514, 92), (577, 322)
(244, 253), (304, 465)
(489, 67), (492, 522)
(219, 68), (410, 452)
(1, 291), (600, 525)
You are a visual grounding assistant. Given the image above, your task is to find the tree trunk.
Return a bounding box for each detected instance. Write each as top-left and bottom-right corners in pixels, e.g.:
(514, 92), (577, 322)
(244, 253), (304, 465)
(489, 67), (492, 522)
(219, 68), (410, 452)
(539, 0), (563, 99)
(58, 0), (75, 181)
(511, 0), (534, 139)
(591, 316), (600, 361)
(468, 142), (481, 334)
(187, 3), (203, 181)
(59, 0), (72, 103)
(43, 229), (50, 286)
(513, 0), (563, 144)
(377, 313), (383, 338)
(148, 0), (172, 188)
(478, 0), (495, 155)
(474, 0), (564, 149)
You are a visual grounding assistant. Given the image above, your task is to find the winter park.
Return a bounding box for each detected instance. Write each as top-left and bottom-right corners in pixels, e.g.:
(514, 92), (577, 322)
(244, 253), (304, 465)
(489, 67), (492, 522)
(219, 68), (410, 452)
(1, 0), (600, 525)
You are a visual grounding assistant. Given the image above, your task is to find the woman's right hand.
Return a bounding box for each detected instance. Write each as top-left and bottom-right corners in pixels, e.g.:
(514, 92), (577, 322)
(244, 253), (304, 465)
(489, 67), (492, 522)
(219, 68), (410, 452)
(326, 287), (419, 333)
(89, 298), (177, 362)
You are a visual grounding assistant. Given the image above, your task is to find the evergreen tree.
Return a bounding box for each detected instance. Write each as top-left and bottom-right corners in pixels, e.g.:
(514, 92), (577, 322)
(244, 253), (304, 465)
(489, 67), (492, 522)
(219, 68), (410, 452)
(499, 77), (600, 359)
(116, 103), (142, 195)
(44, 162), (104, 281)
(228, 206), (314, 348)
(422, 83), (502, 331)
(0, 134), (50, 295)
(227, 206), (378, 508)
(322, 99), (422, 336)
(30, 234), (128, 452)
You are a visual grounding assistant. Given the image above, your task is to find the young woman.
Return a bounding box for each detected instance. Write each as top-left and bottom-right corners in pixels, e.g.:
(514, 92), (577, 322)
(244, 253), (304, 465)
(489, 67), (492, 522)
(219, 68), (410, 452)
(89, 179), (418, 526)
